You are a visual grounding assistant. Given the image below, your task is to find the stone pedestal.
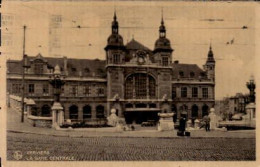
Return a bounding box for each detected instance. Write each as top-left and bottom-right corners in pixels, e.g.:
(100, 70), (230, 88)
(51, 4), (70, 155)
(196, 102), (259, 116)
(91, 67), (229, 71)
(209, 108), (218, 130)
(194, 119), (200, 129)
(157, 113), (174, 131)
(187, 119), (192, 128)
(51, 102), (64, 128)
(245, 102), (256, 128)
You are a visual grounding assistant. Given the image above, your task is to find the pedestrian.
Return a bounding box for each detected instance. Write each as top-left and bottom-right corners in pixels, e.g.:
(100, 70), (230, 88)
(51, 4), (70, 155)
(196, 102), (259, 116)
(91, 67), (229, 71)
(178, 114), (187, 136)
(203, 114), (211, 131)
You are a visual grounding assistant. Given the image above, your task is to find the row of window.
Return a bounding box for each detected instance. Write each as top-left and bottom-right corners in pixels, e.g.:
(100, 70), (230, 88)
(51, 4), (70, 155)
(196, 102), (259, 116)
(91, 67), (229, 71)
(172, 87), (210, 98)
(36, 105), (105, 119)
(68, 105), (105, 120)
(67, 85), (105, 97)
(12, 83), (105, 97)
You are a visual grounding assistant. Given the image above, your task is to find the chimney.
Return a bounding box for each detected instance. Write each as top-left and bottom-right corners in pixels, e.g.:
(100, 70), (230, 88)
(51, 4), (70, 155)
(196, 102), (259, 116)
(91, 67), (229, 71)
(63, 56), (68, 76)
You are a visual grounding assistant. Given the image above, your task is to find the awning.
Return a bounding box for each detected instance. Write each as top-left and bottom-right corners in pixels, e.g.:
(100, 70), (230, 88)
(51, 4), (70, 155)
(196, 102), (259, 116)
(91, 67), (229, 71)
(125, 108), (161, 112)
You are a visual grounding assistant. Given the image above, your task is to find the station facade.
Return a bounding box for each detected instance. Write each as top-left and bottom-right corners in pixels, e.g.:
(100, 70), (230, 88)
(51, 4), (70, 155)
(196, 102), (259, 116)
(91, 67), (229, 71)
(7, 13), (215, 124)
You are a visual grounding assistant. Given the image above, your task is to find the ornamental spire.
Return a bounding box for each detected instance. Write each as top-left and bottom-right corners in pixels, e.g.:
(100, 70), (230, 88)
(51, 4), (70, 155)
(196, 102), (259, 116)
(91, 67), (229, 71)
(159, 9), (166, 38)
(112, 10), (118, 34)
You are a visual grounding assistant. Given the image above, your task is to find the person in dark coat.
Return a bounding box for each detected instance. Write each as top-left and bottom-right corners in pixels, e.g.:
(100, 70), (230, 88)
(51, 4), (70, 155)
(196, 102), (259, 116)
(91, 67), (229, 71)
(178, 114), (187, 135)
(203, 114), (211, 132)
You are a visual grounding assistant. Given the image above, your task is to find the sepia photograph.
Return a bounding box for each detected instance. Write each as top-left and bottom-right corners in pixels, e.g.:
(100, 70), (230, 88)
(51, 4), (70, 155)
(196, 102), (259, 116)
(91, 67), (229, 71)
(0, 0), (258, 166)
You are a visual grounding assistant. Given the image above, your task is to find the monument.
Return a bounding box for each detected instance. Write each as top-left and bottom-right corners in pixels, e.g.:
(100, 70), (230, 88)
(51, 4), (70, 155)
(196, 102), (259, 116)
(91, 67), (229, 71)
(107, 108), (119, 127)
(209, 108), (218, 130)
(49, 65), (65, 128)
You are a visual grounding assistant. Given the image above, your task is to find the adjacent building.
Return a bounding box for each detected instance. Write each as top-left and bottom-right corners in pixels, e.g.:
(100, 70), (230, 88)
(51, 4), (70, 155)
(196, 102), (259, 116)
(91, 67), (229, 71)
(7, 12), (216, 125)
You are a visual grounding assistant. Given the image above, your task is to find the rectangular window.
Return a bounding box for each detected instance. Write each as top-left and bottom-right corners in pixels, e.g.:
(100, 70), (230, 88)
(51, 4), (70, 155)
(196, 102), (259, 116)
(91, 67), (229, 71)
(28, 84), (34, 93)
(114, 54), (120, 64)
(83, 86), (91, 96)
(192, 87), (198, 98)
(12, 84), (21, 94)
(70, 85), (78, 96)
(42, 84), (49, 95)
(97, 87), (104, 96)
(125, 76), (134, 99)
(162, 57), (168, 66)
(181, 87), (187, 98)
(172, 86), (176, 99)
(202, 88), (208, 98)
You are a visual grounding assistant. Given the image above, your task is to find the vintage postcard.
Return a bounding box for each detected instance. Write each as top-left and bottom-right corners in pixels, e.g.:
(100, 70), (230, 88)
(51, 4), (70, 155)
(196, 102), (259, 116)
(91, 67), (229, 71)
(0, 0), (259, 167)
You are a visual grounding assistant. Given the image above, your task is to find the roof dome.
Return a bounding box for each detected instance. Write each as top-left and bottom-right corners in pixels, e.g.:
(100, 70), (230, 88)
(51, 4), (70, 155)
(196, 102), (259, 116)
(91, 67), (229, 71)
(105, 11), (125, 50)
(154, 17), (173, 52)
(154, 37), (172, 51)
(107, 34), (124, 46)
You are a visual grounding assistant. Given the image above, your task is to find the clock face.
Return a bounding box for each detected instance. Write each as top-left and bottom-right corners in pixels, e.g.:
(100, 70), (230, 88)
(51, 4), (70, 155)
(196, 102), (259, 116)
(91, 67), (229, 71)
(136, 50), (146, 65)
(138, 57), (145, 64)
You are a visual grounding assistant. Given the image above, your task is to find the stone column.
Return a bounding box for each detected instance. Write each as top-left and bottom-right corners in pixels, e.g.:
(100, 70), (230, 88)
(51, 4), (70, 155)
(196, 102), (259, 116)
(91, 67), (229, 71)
(91, 104), (96, 119)
(78, 105), (83, 122)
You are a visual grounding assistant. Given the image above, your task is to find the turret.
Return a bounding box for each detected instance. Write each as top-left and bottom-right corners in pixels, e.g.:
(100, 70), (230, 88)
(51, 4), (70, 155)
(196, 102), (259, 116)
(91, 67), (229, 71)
(204, 44), (216, 81)
(153, 13), (173, 66)
(105, 11), (126, 65)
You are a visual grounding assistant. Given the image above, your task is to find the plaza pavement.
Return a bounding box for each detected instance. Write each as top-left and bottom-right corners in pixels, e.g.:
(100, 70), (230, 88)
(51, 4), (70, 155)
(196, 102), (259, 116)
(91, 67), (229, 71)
(7, 107), (256, 139)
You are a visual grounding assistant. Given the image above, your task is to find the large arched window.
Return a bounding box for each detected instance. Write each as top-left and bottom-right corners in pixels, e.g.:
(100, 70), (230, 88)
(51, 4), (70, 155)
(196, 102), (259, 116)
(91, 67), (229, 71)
(96, 105), (105, 118)
(125, 73), (156, 99)
(202, 104), (209, 117)
(83, 105), (91, 119)
(191, 104), (199, 118)
(69, 105), (78, 120)
(41, 105), (51, 117)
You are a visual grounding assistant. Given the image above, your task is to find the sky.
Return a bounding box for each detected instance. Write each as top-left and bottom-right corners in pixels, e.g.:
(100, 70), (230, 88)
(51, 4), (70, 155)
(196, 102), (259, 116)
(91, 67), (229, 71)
(2, 1), (256, 100)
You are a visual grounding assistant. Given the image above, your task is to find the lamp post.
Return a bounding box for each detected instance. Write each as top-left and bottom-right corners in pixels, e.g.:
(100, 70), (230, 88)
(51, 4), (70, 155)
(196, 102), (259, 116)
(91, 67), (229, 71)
(21, 25), (30, 122)
(49, 65), (65, 127)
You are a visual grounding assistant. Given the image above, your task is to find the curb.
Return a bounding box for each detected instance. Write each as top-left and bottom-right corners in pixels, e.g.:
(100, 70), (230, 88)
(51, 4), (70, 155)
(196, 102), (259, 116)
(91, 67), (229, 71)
(7, 129), (256, 139)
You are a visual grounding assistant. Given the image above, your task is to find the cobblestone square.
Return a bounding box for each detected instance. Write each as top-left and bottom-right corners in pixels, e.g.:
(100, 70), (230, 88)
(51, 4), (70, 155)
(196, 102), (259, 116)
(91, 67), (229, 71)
(7, 132), (255, 161)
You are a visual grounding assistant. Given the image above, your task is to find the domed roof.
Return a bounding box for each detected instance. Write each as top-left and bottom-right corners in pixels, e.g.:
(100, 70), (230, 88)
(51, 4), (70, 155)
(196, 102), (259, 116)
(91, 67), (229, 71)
(154, 17), (173, 52)
(105, 11), (125, 50)
(107, 34), (124, 46)
(154, 37), (172, 51)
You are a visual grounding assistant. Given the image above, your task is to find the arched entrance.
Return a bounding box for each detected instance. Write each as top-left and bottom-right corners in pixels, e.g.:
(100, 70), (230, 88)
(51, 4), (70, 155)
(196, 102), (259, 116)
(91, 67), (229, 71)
(191, 104), (199, 118)
(41, 105), (51, 117)
(202, 104), (209, 117)
(69, 105), (78, 120)
(83, 105), (91, 120)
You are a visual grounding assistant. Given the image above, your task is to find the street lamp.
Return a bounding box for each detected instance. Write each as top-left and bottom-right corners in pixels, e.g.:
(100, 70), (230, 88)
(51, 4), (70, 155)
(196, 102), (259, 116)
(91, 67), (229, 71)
(49, 65), (65, 128)
(21, 25), (30, 122)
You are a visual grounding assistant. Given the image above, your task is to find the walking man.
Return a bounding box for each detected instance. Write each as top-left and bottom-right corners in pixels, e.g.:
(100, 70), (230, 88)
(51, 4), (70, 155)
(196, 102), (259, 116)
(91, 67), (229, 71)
(203, 114), (211, 131)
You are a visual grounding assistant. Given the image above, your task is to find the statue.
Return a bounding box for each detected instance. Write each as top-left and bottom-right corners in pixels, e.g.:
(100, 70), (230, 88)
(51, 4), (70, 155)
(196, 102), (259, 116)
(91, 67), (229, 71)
(107, 108), (119, 127)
